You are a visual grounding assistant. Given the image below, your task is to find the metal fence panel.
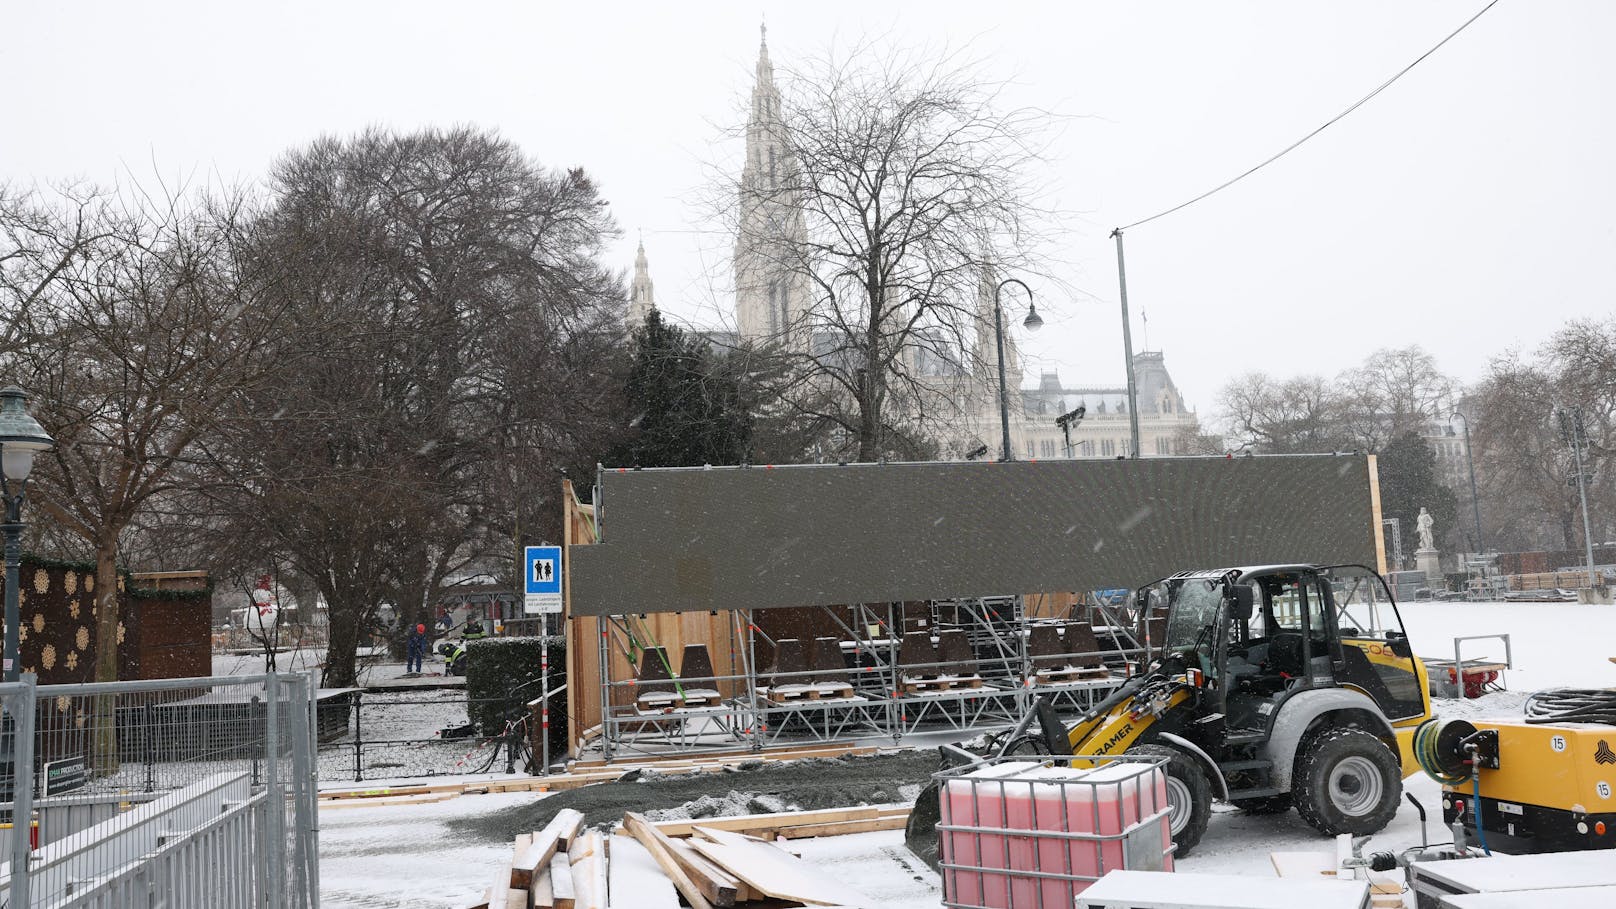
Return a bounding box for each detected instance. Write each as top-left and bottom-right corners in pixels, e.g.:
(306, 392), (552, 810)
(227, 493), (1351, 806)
(0, 672), (318, 908)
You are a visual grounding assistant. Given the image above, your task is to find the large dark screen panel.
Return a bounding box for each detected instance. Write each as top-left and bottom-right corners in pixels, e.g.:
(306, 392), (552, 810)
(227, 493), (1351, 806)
(571, 456), (1379, 616)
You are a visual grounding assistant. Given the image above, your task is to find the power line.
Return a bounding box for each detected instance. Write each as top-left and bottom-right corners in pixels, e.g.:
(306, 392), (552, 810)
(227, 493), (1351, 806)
(1117, 0), (1501, 232)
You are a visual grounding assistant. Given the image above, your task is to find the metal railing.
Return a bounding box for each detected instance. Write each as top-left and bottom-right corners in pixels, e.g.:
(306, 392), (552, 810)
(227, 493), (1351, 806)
(0, 672), (319, 908)
(320, 691), (541, 783)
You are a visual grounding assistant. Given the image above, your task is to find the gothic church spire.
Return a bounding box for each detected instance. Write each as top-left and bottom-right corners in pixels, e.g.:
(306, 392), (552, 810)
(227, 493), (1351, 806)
(629, 237), (655, 327)
(733, 26), (809, 344)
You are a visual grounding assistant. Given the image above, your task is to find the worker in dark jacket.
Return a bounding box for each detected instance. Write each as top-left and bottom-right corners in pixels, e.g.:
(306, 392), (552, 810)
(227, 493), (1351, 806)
(406, 623), (428, 674)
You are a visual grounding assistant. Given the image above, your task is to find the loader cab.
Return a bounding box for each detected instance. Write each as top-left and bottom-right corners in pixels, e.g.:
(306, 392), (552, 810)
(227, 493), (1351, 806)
(1221, 565), (1428, 729)
(1143, 564), (1429, 740)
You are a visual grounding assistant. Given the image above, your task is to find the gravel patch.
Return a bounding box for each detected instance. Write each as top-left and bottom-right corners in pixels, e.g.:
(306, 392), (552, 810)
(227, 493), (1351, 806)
(450, 750), (944, 841)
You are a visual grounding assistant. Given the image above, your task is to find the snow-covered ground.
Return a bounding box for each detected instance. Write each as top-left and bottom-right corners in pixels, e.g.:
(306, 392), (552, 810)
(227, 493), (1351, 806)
(317, 600), (1616, 908)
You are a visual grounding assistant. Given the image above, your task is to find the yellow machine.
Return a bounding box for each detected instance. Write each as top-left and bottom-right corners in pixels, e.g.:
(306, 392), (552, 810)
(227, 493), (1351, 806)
(1020, 564), (1432, 857)
(1417, 692), (1616, 854)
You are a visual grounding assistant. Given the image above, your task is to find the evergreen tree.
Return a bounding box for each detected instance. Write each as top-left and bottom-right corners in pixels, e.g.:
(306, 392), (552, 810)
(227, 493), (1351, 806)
(611, 310), (753, 467)
(1377, 431), (1460, 550)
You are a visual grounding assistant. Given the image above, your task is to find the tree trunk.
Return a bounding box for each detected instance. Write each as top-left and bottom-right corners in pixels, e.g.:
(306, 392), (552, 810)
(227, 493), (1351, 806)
(323, 601), (362, 689)
(91, 538), (120, 775)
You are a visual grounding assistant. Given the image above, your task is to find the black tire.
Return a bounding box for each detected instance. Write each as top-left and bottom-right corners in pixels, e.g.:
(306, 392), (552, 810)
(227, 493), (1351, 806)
(999, 734), (1050, 756)
(1292, 728), (1402, 836)
(1231, 794), (1293, 815)
(1129, 743), (1212, 858)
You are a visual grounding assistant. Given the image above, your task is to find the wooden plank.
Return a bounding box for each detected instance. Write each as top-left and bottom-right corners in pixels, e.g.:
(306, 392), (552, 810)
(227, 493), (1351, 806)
(688, 829), (869, 907)
(609, 834), (681, 909)
(665, 837), (741, 906)
(566, 742), (878, 771)
(552, 809), (585, 850)
(643, 804), (909, 839)
(529, 868), (554, 909)
(566, 830), (607, 909)
(771, 814), (910, 839)
(511, 809), (585, 890)
(623, 812), (716, 909)
(319, 791), (461, 809)
(548, 853), (576, 909)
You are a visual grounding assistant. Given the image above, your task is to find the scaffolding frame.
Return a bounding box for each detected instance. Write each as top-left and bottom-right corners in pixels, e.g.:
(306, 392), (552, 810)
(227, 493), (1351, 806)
(591, 598), (1146, 762)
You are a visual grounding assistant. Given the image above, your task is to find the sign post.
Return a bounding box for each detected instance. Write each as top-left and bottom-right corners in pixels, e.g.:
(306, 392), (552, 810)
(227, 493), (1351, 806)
(523, 545), (562, 774)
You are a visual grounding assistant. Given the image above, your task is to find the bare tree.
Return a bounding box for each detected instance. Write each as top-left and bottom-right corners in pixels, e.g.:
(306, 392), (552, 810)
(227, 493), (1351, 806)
(204, 127), (625, 688)
(1470, 319), (1615, 552)
(1217, 372), (1348, 453)
(1470, 354), (1584, 550)
(1337, 346), (1454, 451)
(724, 40), (1054, 461)
(0, 182), (279, 770)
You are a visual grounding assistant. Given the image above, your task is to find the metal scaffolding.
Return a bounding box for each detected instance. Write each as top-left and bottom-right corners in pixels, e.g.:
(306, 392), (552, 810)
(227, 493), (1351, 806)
(590, 598), (1145, 762)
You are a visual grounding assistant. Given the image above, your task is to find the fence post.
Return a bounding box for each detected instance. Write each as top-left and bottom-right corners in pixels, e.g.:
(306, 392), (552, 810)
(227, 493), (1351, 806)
(8, 674), (36, 909)
(352, 691), (363, 783)
(287, 674), (317, 909)
(143, 702), (155, 793)
(265, 672), (283, 909)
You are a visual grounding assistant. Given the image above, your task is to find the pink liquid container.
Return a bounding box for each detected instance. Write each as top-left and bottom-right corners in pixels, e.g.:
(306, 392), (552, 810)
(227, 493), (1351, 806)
(938, 757), (1172, 909)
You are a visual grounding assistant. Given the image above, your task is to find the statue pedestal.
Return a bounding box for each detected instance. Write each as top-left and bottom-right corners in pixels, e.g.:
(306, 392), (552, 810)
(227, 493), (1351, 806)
(1416, 548), (1443, 589)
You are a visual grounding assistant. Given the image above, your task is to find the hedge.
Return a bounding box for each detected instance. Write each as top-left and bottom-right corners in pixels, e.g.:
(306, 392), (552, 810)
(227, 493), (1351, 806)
(466, 636), (567, 761)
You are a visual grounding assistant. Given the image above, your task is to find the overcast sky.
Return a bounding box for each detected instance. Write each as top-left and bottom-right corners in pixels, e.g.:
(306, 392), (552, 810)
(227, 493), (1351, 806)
(5, 1), (1611, 415)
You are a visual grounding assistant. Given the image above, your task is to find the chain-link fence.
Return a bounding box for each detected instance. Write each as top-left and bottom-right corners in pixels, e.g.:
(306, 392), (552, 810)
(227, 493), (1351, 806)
(0, 672), (319, 908)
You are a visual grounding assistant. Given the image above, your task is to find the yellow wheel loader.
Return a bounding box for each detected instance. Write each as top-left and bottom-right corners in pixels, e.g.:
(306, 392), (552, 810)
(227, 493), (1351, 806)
(977, 564), (1432, 858)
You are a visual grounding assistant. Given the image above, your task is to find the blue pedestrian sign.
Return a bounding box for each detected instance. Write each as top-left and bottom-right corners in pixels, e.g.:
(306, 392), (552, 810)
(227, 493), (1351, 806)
(524, 545), (563, 615)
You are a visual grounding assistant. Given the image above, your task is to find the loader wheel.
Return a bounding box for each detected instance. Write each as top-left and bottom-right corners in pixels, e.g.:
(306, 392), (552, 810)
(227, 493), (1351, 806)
(1129, 743), (1211, 858)
(1292, 728), (1401, 836)
(999, 734), (1050, 756)
(1231, 794), (1292, 815)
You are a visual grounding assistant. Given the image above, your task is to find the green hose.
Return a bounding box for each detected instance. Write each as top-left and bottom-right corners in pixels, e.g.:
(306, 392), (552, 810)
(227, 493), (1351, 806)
(1413, 718), (1470, 785)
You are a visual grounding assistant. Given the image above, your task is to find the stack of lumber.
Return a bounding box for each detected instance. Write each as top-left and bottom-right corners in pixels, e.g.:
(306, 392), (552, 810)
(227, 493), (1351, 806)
(470, 805), (905, 908)
(475, 807), (595, 909)
(1508, 570), (1598, 591)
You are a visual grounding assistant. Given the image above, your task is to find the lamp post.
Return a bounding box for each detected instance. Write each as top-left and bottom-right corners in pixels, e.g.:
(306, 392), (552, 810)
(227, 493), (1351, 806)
(1557, 407), (1598, 586)
(993, 278), (1042, 461)
(1450, 410), (1484, 554)
(0, 387), (55, 683)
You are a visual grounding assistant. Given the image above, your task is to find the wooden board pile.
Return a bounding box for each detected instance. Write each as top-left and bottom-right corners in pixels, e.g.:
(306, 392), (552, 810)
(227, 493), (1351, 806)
(472, 805), (910, 908)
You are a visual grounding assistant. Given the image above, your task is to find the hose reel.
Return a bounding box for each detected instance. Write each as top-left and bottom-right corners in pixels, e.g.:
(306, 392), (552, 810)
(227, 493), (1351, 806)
(1414, 717), (1498, 784)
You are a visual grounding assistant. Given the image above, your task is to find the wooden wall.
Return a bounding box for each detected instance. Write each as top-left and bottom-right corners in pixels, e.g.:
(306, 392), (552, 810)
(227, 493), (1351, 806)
(565, 479), (755, 749)
(13, 560), (211, 683)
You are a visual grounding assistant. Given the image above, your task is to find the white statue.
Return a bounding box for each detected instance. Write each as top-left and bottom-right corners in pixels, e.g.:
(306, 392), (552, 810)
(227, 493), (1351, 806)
(1416, 507), (1435, 551)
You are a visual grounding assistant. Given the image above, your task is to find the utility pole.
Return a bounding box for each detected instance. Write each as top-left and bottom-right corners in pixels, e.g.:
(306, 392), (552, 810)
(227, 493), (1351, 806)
(1558, 407), (1598, 586)
(1110, 229), (1142, 458)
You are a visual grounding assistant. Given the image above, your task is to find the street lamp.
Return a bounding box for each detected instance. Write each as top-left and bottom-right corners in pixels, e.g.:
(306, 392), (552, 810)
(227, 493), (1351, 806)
(0, 387), (55, 683)
(993, 278), (1042, 461)
(1557, 407), (1598, 586)
(1449, 410), (1484, 555)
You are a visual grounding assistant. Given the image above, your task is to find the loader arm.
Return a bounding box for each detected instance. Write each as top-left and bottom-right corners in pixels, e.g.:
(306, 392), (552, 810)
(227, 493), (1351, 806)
(1068, 682), (1193, 757)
